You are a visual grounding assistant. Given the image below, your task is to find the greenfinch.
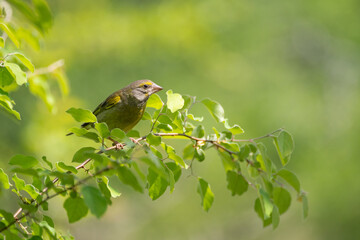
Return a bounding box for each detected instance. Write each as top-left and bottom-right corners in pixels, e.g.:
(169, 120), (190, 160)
(68, 80), (162, 135)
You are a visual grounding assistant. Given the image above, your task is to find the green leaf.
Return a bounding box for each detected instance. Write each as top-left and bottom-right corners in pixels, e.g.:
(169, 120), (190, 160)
(0, 37), (4, 47)
(81, 186), (107, 218)
(142, 111), (152, 121)
(187, 113), (203, 122)
(218, 150), (237, 172)
(181, 95), (193, 109)
(147, 167), (168, 200)
(165, 162), (182, 194)
(141, 152), (164, 171)
(201, 98), (225, 122)
(258, 187), (273, 219)
(192, 125), (205, 138)
(273, 130), (294, 166)
(300, 193), (309, 218)
(277, 169), (301, 193)
(226, 171), (248, 196)
(273, 187), (291, 214)
(255, 198), (271, 226)
(117, 166), (143, 193)
(0, 66), (15, 87)
(0, 23), (20, 48)
(72, 147), (97, 163)
(33, 0), (53, 32)
(95, 122), (110, 139)
(4, 62), (27, 85)
(0, 209), (15, 224)
(238, 144), (250, 162)
(126, 129), (140, 138)
(109, 128), (126, 142)
(183, 143), (195, 160)
(11, 167), (38, 177)
(28, 236), (43, 240)
(223, 119), (244, 135)
(257, 143), (272, 173)
(50, 171), (74, 186)
(165, 162), (181, 182)
(162, 144), (187, 168)
(97, 179), (112, 205)
(0, 168), (10, 189)
(272, 205), (280, 229)
(3, 231), (23, 240)
(56, 162), (78, 174)
(168, 152), (188, 169)
(157, 115), (173, 124)
(147, 93), (163, 109)
(10, 52), (35, 72)
(146, 133), (161, 146)
(24, 184), (39, 199)
(29, 75), (55, 112)
(53, 67), (69, 96)
(41, 201), (48, 211)
(16, 27), (40, 50)
(166, 167), (175, 193)
(43, 215), (54, 227)
(194, 148), (205, 162)
(67, 127), (100, 143)
(63, 196), (88, 223)
(66, 107), (97, 123)
(156, 123), (173, 132)
(12, 174), (39, 199)
(166, 90), (184, 113)
(197, 177), (214, 212)
(41, 156), (53, 169)
(221, 142), (240, 152)
(149, 146), (163, 159)
(39, 220), (56, 237)
(9, 154), (38, 169)
(101, 176), (121, 198)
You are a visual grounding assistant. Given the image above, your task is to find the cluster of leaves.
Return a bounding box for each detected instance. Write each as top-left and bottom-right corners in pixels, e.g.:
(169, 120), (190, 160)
(0, 90), (307, 239)
(0, 0), (68, 119)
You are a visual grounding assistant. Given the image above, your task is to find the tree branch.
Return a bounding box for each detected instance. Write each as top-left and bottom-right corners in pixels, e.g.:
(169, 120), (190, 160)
(8, 128), (282, 232)
(1, 166), (112, 233)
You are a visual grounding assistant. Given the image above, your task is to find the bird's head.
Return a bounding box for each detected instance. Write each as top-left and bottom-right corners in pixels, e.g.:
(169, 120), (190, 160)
(128, 79), (163, 103)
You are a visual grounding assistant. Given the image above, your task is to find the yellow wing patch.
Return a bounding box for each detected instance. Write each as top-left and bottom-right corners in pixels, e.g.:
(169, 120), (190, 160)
(104, 95), (121, 110)
(93, 94), (121, 116)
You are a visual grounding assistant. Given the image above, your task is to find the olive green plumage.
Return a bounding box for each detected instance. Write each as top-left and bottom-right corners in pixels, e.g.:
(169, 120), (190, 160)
(76, 80), (162, 133)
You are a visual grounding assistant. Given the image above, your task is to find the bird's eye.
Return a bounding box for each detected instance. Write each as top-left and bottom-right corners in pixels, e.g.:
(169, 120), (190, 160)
(143, 84), (149, 89)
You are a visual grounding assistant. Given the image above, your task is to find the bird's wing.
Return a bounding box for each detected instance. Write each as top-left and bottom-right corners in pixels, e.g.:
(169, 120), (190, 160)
(93, 92), (121, 116)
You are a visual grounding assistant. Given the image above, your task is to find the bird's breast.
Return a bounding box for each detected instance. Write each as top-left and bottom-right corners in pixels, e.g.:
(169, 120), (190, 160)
(96, 102), (145, 132)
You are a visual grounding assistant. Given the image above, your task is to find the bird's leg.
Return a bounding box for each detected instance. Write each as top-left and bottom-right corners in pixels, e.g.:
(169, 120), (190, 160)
(114, 142), (125, 150)
(108, 137), (124, 150)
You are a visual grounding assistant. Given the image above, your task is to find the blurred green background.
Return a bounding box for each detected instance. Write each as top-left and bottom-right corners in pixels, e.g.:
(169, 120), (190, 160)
(1, 0), (360, 239)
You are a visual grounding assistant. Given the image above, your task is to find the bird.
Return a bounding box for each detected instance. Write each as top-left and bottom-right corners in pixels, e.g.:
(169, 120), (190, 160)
(67, 79), (163, 135)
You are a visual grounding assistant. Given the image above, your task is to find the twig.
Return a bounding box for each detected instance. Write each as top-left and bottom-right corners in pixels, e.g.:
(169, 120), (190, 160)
(29, 59), (65, 77)
(13, 146), (117, 220)
(232, 128), (283, 142)
(10, 129), (280, 229)
(149, 106), (164, 133)
(1, 166), (112, 233)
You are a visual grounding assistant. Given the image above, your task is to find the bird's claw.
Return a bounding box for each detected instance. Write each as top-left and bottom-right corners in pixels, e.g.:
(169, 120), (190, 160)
(113, 142), (124, 150)
(129, 137), (140, 145)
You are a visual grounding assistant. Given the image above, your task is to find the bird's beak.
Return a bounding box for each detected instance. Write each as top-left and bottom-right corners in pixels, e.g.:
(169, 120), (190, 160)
(152, 83), (163, 93)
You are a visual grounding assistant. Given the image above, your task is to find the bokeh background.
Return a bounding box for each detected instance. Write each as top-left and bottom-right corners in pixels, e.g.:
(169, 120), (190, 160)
(1, 0), (360, 239)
